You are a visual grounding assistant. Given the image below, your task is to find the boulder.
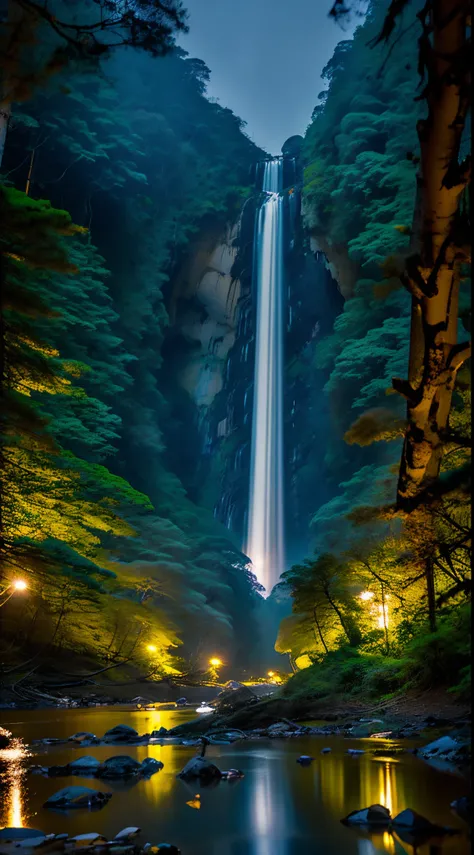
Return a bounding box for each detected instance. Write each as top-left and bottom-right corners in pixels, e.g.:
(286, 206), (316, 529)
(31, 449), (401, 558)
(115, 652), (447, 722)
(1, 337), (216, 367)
(151, 727), (168, 738)
(96, 756), (142, 778)
(321, 748), (332, 754)
(392, 808), (444, 832)
(46, 765), (70, 777)
(177, 756), (222, 783)
(103, 725), (139, 743)
(69, 756), (101, 773)
(43, 786), (112, 809)
(70, 834), (107, 846)
(114, 829), (140, 840)
(390, 808), (459, 844)
(347, 749), (365, 755)
(140, 758), (164, 777)
(342, 804), (391, 826)
(296, 756), (313, 765)
(0, 830), (45, 841)
(418, 735), (459, 757)
(175, 698), (187, 707)
(68, 732), (96, 743)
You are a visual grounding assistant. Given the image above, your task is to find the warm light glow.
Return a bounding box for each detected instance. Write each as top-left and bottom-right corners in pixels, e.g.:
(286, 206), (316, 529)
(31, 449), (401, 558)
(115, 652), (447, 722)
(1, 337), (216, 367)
(13, 580), (28, 592)
(378, 603), (389, 629)
(267, 671), (275, 677)
(359, 590), (374, 601)
(209, 657), (222, 667)
(147, 644), (157, 653)
(0, 741), (30, 828)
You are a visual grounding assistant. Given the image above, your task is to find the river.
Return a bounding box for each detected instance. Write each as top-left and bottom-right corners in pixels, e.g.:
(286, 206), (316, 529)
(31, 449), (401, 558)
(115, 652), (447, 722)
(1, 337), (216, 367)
(0, 707), (470, 855)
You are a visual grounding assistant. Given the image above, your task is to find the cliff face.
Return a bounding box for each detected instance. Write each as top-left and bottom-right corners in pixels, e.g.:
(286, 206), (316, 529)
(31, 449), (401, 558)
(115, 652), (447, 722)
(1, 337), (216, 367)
(307, 230), (358, 300)
(168, 223), (241, 411)
(165, 148), (345, 571)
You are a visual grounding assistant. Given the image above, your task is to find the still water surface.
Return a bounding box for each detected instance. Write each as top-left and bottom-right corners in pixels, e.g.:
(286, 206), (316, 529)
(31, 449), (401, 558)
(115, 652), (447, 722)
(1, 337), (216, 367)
(0, 708), (470, 855)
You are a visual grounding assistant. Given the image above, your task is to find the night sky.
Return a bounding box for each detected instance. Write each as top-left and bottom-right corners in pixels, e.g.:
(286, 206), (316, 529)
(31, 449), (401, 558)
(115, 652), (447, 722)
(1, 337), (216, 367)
(179, 0), (360, 154)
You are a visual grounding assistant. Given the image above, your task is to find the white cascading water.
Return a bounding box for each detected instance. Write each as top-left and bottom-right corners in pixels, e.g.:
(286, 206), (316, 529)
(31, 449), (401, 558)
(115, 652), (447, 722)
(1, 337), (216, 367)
(246, 159), (285, 595)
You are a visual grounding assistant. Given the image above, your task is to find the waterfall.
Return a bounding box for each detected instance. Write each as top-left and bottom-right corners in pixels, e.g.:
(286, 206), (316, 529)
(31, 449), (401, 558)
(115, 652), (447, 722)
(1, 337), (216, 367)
(246, 159), (285, 595)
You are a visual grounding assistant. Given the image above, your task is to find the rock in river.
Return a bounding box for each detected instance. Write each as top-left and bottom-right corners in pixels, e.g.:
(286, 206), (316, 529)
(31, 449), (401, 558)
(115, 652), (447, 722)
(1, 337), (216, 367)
(96, 756), (143, 778)
(69, 756), (101, 773)
(342, 804), (391, 826)
(296, 756), (313, 765)
(140, 758), (164, 777)
(177, 757), (222, 783)
(43, 786), (112, 809)
(0, 830), (45, 841)
(418, 735), (460, 758)
(392, 808), (453, 834)
(68, 732), (97, 744)
(103, 725), (140, 743)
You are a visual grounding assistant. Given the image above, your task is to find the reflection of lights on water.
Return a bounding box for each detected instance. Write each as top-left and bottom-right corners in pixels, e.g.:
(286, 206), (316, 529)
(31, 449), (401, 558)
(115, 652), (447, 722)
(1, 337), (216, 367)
(0, 742), (30, 828)
(378, 760), (396, 818)
(252, 767), (288, 855)
(382, 831), (396, 853)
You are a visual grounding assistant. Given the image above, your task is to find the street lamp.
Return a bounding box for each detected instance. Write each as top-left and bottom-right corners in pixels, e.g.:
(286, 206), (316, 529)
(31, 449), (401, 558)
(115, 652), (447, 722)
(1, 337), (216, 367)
(209, 657), (222, 668)
(146, 644), (157, 653)
(0, 580), (28, 607)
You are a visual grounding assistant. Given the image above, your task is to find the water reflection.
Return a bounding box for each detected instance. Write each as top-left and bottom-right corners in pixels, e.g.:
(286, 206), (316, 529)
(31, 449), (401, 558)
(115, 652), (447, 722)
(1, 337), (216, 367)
(0, 740), (30, 827)
(251, 759), (294, 855)
(0, 710), (469, 855)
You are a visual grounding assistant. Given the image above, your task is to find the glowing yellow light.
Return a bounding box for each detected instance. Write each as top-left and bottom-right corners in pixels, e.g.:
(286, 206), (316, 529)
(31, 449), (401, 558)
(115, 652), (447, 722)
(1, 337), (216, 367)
(359, 591), (374, 601)
(147, 644), (157, 653)
(209, 657), (222, 667)
(13, 580), (28, 592)
(267, 671), (275, 677)
(0, 742), (30, 828)
(378, 603), (389, 629)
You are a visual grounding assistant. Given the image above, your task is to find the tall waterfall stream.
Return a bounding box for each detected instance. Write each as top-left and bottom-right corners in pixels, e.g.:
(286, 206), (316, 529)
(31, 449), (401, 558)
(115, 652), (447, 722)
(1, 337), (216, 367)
(246, 159), (285, 594)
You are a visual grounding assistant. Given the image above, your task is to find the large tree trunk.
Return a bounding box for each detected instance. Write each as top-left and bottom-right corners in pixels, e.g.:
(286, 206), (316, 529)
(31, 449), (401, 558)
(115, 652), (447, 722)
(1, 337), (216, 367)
(393, 0), (471, 512)
(0, 104), (11, 167)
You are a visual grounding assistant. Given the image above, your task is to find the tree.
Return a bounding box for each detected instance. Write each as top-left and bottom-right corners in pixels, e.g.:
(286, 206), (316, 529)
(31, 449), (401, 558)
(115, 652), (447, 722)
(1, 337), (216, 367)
(386, 2), (471, 511)
(328, 0), (471, 512)
(0, 0), (188, 164)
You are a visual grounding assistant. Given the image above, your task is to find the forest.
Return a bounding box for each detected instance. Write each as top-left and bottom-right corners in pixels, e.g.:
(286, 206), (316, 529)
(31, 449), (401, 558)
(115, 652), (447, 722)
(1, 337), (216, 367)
(0, 0), (471, 708)
(275, 0), (471, 704)
(0, 0), (471, 851)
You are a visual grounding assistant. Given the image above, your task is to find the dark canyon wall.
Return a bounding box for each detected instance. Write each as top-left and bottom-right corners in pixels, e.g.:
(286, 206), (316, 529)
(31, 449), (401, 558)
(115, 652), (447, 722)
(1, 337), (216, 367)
(164, 140), (344, 577)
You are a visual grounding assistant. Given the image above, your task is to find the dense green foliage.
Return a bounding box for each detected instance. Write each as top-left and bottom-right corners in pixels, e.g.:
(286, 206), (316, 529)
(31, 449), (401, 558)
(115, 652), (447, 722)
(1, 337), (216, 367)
(1, 30), (265, 677)
(278, 0), (471, 696)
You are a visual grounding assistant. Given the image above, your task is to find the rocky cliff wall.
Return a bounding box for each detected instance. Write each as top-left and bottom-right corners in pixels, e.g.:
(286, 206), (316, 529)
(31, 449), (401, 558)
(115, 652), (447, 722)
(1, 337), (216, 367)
(168, 223), (241, 411)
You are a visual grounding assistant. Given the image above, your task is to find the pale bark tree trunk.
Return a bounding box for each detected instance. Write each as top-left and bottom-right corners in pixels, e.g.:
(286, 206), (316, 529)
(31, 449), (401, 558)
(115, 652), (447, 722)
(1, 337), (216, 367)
(393, 0), (471, 511)
(0, 105), (11, 167)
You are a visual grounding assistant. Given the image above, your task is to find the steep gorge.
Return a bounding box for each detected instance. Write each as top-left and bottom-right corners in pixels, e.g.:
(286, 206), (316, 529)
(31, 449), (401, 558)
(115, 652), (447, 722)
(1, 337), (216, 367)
(164, 138), (344, 586)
